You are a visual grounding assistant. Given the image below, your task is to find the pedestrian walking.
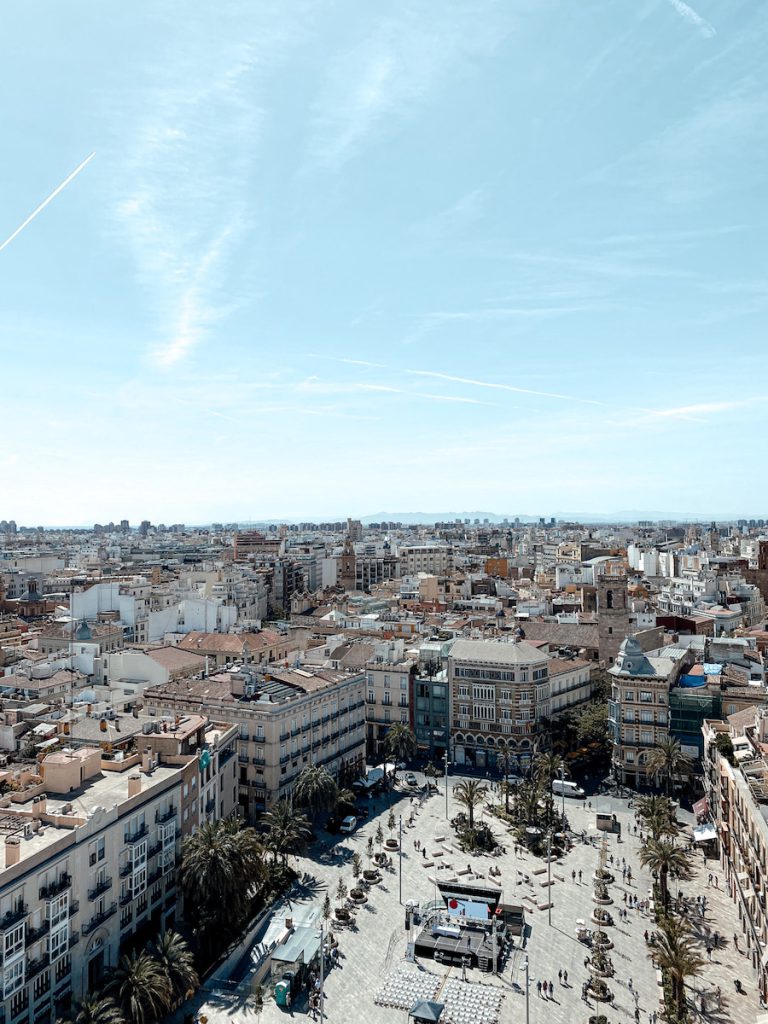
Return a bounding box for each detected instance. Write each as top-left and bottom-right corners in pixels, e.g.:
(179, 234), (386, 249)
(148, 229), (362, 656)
(558, 969), (563, 984)
(635, 1009), (640, 1023)
(572, 870), (576, 882)
(707, 946), (712, 961)
(628, 977), (633, 990)
(549, 981), (554, 998)
(422, 848), (426, 859)
(627, 867), (632, 883)
(708, 872), (713, 886)
(584, 956), (590, 969)
(623, 892), (628, 904)
(715, 876), (719, 888)
(644, 930), (649, 943)
(563, 969), (568, 985)
(714, 931), (719, 947)
(537, 981), (543, 997)
(579, 869), (583, 882)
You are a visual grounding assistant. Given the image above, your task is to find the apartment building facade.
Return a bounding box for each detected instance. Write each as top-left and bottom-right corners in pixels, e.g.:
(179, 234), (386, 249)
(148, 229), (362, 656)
(448, 638), (551, 771)
(607, 637), (682, 786)
(364, 652), (415, 760)
(0, 728), (220, 1024)
(702, 709), (768, 1003)
(143, 665), (366, 818)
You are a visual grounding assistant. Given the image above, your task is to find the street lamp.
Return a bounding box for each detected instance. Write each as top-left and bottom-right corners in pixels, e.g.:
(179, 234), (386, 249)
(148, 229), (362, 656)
(444, 749), (449, 819)
(524, 957), (530, 1024)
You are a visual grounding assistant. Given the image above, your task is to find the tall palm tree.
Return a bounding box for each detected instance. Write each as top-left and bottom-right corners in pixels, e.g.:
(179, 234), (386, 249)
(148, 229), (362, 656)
(261, 800), (312, 865)
(180, 818), (266, 933)
(335, 787), (357, 816)
(105, 951), (171, 1024)
(640, 838), (692, 909)
(73, 998), (125, 1024)
(293, 765), (339, 817)
(453, 779), (487, 829)
(644, 738), (693, 797)
(148, 931), (198, 1005)
(636, 795), (679, 840)
(533, 751), (566, 786)
(384, 724), (417, 772)
(654, 915), (705, 1020)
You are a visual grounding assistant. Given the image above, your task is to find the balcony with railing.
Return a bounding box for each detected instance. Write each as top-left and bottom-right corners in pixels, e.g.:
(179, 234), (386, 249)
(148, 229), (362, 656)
(25, 921), (49, 946)
(68, 901), (79, 918)
(155, 806), (176, 825)
(26, 954), (49, 979)
(87, 878), (113, 901)
(39, 874), (71, 902)
(82, 903), (117, 935)
(124, 823), (147, 845)
(0, 903), (28, 930)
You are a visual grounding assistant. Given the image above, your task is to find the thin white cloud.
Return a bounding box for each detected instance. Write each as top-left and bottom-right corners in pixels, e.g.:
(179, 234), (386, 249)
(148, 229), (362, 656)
(296, 377), (493, 405)
(404, 368), (612, 408)
(667, 0), (716, 39)
(306, 5), (513, 170)
(638, 398), (766, 423)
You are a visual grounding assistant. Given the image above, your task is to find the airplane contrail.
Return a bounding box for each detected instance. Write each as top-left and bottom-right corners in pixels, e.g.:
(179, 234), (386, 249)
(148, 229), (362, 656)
(0, 151), (96, 252)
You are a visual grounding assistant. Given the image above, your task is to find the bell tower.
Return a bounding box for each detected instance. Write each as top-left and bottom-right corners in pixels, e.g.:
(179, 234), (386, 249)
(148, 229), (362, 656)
(597, 573), (629, 665)
(339, 538), (356, 591)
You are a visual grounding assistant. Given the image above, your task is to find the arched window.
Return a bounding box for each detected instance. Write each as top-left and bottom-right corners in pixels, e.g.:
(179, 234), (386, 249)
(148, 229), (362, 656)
(606, 590), (614, 609)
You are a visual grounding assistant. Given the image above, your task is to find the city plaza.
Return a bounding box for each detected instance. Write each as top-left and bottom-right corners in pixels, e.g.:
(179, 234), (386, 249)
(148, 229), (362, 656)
(185, 772), (761, 1024)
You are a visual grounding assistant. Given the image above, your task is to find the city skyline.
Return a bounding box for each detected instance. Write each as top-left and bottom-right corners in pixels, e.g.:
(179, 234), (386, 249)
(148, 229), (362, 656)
(2, 0), (766, 522)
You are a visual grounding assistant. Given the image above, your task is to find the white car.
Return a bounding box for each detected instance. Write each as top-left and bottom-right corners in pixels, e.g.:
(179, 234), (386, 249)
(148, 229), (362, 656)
(339, 815), (357, 833)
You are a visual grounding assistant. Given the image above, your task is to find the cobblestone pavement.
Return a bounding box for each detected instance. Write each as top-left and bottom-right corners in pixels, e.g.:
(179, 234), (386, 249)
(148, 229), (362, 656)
(187, 778), (763, 1024)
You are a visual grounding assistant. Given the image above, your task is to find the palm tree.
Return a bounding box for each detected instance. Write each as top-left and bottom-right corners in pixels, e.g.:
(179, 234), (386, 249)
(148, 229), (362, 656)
(533, 751), (566, 786)
(148, 931), (198, 1005)
(106, 951), (171, 1024)
(644, 738), (693, 797)
(640, 838), (692, 909)
(384, 724), (417, 772)
(73, 998), (125, 1024)
(453, 779), (487, 830)
(636, 795), (679, 840)
(180, 818), (266, 935)
(293, 765), (339, 817)
(261, 800), (312, 865)
(654, 915), (705, 1020)
(335, 787), (357, 817)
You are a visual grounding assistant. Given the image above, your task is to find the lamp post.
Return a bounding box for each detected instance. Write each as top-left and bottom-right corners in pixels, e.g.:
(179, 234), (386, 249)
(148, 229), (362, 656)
(399, 815), (403, 905)
(444, 750), (449, 819)
(319, 921), (325, 1021)
(547, 830), (552, 926)
(560, 763), (566, 830)
(524, 957), (530, 1024)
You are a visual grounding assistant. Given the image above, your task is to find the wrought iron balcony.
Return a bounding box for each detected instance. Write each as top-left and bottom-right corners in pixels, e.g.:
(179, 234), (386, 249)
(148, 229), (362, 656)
(87, 877), (113, 901)
(39, 874), (71, 901)
(26, 954), (50, 979)
(25, 921), (50, 946)
(82, 903), (117, 935)
(0, 903), (28, 929)
(155, 806), (176, 824)
(124, 823), (147, 845)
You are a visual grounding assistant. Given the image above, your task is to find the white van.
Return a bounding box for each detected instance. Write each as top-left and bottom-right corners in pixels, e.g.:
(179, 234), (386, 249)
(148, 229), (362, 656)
(552, 779), (585, 798)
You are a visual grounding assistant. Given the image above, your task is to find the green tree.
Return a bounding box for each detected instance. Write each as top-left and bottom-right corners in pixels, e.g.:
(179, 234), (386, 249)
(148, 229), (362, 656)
(180, 818), (266, 940)
(714, 732), (735, 765)
(640, 839), (692, 909)
(387, 809), (396, 834)
(335, 787), (357, 816)
(636, 796), (679, 840)
(335, 878), (348, 906)
(453, 779), (487, 830)
(654, 915), (705, 1020)
(322, 892), (332, 922)
(424, 762), (437, 780)
(293, 765), (339, 817)
(148, 931), (198, 1005)
(73, 998), (125, 1024)
(351, 851), (362, 880)
(576, 702), (609, 745)
(105, 951), (170, 1024)
(644, 738), (693, 796)
(261, 800), (312, 865)
(375, 823), (384, 848)
(533, 752), (566, 786)
(384, 724), (417, 770)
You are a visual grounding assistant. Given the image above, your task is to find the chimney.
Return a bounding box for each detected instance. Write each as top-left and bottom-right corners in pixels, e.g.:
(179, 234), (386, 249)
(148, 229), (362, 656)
(32, 795), (47, 818)
(5, 837), (20, 867)
(285, 917), (293, 931)
(141, 750), (153, 773)
(128, 774), (141, 797)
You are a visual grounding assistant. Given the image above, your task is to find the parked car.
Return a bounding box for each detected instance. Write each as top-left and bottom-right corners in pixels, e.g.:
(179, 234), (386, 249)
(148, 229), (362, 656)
(339, 815), (358, 833)
(405, 772), (418, 787)
(552, 779), (586, 798)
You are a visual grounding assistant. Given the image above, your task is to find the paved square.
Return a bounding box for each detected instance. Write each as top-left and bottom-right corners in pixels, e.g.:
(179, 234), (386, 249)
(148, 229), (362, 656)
(185, 776), (762, 1024)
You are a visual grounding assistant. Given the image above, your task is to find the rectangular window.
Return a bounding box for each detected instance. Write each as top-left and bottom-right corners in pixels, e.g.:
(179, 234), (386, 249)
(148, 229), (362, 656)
(367, 690), (375, 703)
(640, 710), (653, 724)
(500, 690), (511, 701)
(640, 730), (653, 745)
(625, 751), (635, 763)
(132, 866), (147, 897)
(384, 676), (390, 688)
(624, 690), (634, 702)
(384, 709), (390, 723)
(640, 692), (653, 703)
(400, 676), (408, 689)
(519, 692), (531, 703)
(459, 704), (469, 716)
(3, 924), (24, 962)
(48, 923), (69, 961)
(400, 711), (407, 723)
(3, 958), (24, 999)
(48, 894), (68, 928)
(624, 709), (635, 722)
(624, 727), (635, 743)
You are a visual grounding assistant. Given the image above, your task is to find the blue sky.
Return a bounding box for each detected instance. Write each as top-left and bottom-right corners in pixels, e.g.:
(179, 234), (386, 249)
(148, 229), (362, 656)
(2, 0), (767, 524)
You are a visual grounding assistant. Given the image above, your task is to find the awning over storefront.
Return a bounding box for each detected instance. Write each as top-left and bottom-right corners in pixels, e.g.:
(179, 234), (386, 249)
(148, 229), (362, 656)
(693, 797), (709, 818)
(693, 824), (717, 843)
